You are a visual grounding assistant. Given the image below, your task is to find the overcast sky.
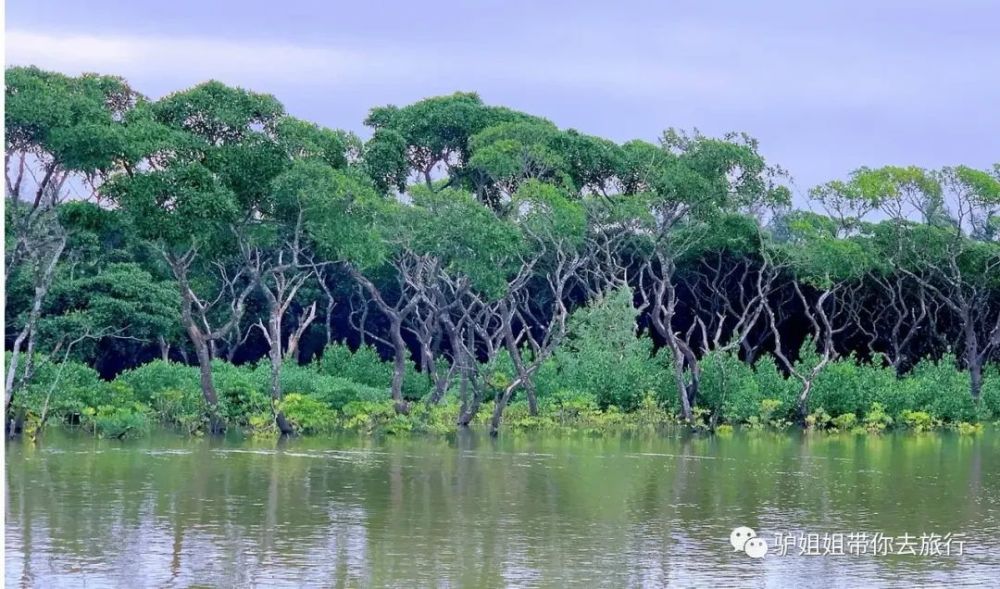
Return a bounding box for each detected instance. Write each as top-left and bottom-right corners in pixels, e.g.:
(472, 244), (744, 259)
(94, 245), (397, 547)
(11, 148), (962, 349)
(6, 0), (999, 195)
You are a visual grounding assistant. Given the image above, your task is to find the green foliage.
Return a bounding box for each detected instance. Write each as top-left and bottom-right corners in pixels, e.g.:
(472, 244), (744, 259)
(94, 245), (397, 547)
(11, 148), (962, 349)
(805, 407), (833, 431)
(863, 403), (893, 433)
(404, 186), (524, 297)
(279, 393), (336, 435)
(262, 363), (389, 409)
(900, 410), (939, 432)
(895, 356), (976, 423)
(313, 343), (422, 401)
(831, 413), (858, 432)
(115, 361), (205, 430)
(6, 352), (106, 424)
(81, 403), (151, 439)
(955, 422), (983, 436)
(700, 353), (797, 426)
(809, 354), (895, 417)
(554, 287), (674, 410)
(339, 400), (400, 433)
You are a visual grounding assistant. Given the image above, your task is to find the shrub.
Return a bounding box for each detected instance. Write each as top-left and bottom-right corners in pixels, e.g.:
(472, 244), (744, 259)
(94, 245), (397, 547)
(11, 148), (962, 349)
(805, 407), (832, 430)
(339, 400), (398, 432)
(116, 360), (200, 402)
(981, 366), (1000, 420)
(863, 402), (893, 433)
(698, 350), (798, 424)
(746, 398), (791, 430)
(6, 352), (105, 424)
(831, 412), (858, 432)
(115, 360), (205, 429)
(899, 356), (975, 423)
(554, 287), (674, 410)
(955, 422), (983, 435)
(315, 342), (391, 387)
(314, 342), (426, 400)
(212, 362), (269, 427)
(82, 403), (151, 439)
(279, 393), (336, 434)
(900, 410), (939, 432)
(810, 354), (895, 418)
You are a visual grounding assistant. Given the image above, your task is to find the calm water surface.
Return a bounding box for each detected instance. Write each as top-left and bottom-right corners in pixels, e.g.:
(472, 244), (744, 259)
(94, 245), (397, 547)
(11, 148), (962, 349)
(5, 429), (1000, 588)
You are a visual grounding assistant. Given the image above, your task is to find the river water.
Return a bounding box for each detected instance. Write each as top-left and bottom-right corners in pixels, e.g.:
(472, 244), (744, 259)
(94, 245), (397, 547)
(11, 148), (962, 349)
(5, 429), (999, 587)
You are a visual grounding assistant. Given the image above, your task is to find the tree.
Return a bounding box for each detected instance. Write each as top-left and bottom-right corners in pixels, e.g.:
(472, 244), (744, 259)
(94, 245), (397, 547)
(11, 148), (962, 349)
(106, 81), (287, 432)
(630, 130), (789, 422)
(4, 67), (153, 421)
(817, 165), (1000, 400)
(252, 154), (364, 434)
(362, 92), (542, 194)
(764, 223), (872, 420)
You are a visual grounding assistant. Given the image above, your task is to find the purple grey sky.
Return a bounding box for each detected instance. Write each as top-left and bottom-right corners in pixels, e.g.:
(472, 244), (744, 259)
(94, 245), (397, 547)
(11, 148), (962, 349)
(6, 0), (999, 196)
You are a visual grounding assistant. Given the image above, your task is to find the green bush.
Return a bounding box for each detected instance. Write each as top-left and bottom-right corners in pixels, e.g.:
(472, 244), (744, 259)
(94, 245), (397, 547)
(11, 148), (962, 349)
(805, 407), (832, 430)
(900, 409), (939, 432)
(271, 364), (389, 409)
(831, 412), (858, 432)
(212, 362), (270, 426)
(702, 353), (796, 427)
(6, 352), (105, 424)
(899, 356), (976, 423)
(315, 342), (391, 386)
(810, 354), (895, 418)
(116, 360), (200, 401)
(314, 342), (426, 400)
(339, 400), (399, 432)
(81, 403), (151, 439)
(279, 393), (336, 434)
(863, 403), (893, 433)
(554, 287), (674, 410)
(981, 366), (1000, 420)
(955, 422), (983, 435)
(116, 361), (206, 430)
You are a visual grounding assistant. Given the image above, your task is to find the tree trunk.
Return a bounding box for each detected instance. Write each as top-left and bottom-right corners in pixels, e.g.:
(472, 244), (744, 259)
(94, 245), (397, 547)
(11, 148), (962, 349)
(797, 381), (813, 422)
(969, 358), (983, 401)
(284, 302), (317, 364)
(489, 382), (518, 436)
(266, 311), (295, 436)
(457, 328), (480, 426)
(964, 320), (983, 401)
(458, 388), (482, 427)
(190, 330), (224, 434)
(669, 342), (694, 423)
(502, 326), (538, 416)
(158, 336), (171, 362)
(389, 318), (410, 414)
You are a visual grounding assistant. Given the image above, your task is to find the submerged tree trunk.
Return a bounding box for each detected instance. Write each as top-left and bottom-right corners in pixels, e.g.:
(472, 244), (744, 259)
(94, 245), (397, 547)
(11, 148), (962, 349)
(188, 328), (224, 434)
(264, 311), (295, 436)
(489, 381), (520, 436)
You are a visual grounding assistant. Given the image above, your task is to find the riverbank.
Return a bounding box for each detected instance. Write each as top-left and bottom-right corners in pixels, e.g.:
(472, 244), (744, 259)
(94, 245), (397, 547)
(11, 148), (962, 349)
(18, 397), (996, 441)
(9, 346), (1000, 440)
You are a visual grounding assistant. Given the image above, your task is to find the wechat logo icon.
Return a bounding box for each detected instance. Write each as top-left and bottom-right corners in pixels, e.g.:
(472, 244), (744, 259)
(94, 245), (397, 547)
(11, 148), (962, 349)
(731, 526), (768, 559)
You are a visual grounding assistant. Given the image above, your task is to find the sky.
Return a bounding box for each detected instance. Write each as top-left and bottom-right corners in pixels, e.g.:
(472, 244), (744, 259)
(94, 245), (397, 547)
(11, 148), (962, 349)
(6, 0), (999, 197)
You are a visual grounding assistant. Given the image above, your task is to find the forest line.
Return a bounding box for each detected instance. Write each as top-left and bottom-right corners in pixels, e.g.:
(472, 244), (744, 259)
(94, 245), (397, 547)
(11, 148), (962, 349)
(5, 66), (1000, 437)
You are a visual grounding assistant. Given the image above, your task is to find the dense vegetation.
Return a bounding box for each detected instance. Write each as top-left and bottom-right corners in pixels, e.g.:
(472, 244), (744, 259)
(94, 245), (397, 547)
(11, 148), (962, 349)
(5, 66), (1000, 438)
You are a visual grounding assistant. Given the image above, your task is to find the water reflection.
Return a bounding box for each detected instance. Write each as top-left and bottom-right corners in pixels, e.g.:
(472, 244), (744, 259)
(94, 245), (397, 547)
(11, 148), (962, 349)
(6, 430), (999, 587)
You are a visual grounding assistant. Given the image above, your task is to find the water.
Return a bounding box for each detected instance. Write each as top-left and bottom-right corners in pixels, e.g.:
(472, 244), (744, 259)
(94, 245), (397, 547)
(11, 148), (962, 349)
(5, 429), (1000, 588)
